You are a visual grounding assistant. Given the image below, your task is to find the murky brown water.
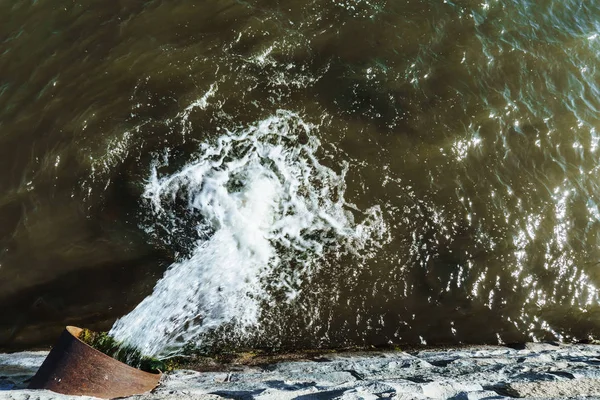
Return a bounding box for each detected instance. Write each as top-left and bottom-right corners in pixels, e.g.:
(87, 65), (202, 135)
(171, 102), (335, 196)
(1, 0), (600, 351)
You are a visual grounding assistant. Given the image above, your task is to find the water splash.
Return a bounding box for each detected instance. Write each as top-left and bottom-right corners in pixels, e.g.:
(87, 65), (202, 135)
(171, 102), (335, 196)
(110, 110), (387, 357)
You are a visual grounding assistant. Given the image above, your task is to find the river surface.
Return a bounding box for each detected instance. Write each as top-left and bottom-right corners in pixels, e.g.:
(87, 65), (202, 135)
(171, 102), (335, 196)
(1, 0), (600, 353)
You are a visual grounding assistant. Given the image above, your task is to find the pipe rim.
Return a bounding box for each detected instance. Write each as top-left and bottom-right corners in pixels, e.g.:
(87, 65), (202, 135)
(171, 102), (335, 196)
(65, 326), (162, 376)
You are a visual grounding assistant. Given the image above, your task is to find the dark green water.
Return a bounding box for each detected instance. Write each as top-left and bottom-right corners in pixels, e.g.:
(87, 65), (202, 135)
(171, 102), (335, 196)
(1, 0), (600, 351)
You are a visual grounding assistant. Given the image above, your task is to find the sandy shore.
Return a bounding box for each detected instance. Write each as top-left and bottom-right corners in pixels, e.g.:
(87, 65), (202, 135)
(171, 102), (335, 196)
(2, 343), (600, 399)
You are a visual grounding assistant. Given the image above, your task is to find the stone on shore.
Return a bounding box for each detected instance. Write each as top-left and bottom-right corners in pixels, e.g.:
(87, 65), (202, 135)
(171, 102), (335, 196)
(2, 344), (600, 399)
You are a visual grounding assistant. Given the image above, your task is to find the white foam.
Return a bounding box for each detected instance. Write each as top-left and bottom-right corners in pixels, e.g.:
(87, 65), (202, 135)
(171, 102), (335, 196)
(110, 110), (387, 357)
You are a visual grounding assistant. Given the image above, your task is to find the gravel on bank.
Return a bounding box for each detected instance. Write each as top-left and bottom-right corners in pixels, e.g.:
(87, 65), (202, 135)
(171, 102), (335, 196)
(2, 343), (600, 399)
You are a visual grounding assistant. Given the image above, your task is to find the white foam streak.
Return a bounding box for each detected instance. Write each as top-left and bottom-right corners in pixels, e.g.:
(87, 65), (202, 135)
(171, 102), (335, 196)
(110, 110), (386, 357)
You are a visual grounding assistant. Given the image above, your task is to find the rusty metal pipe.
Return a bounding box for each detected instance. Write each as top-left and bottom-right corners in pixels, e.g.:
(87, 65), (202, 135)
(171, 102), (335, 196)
(28, 326), (161, 399)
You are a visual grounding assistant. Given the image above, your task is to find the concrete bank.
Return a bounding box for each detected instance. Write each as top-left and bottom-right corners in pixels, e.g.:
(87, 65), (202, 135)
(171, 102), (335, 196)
(2, 343), (600, 399)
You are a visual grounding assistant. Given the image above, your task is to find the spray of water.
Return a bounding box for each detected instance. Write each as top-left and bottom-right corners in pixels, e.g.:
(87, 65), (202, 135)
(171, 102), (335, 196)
(109, 110), (387, 357)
